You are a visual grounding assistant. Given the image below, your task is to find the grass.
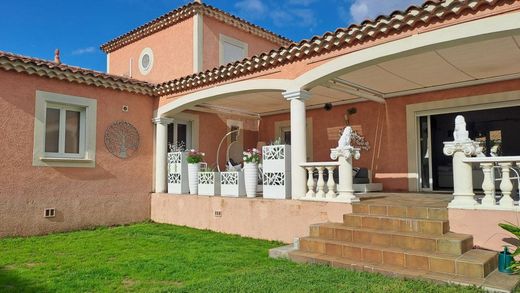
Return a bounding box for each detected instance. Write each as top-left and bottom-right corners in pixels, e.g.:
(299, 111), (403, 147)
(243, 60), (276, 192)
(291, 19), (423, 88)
(0, 222), (484, 292)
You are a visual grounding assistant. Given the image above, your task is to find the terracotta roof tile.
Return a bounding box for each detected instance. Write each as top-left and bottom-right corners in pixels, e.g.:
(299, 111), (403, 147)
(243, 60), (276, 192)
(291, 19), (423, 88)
(155, 0), (516, 96)
(100, 2), (292, 53)
(0, 51), (154, 95)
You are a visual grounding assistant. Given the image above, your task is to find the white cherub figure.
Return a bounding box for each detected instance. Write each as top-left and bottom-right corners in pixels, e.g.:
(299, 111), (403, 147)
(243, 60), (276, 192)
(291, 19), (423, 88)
(453, 115), (470, 142)
(337, 126), (352, 149)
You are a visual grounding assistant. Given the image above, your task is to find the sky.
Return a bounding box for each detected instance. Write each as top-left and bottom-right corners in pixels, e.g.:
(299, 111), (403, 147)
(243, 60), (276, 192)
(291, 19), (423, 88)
(0, 0), (423, 72)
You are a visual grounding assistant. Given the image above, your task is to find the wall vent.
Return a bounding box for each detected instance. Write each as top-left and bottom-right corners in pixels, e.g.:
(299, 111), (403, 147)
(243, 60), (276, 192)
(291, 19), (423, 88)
(214, 211), (222, 217)
(44, 208), (56, 218)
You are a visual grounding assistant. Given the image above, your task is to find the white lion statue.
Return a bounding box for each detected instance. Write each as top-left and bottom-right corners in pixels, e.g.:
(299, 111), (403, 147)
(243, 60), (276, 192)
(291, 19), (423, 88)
(337, 126), (352, 149)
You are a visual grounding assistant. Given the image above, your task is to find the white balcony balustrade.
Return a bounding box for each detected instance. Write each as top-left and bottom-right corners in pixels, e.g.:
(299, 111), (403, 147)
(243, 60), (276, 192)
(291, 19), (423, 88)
(462, 157), (520, 210)
(300, 162), (339, 201)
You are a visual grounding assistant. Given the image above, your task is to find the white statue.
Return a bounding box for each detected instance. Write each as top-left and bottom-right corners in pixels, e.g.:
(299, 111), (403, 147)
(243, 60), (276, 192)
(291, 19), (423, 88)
(453, 115), (470, 142)
(337, 126), (352, 149)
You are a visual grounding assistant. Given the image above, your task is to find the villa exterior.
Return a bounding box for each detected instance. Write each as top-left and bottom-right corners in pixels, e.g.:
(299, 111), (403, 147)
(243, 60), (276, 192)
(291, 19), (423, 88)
(2, 1), (520, 284)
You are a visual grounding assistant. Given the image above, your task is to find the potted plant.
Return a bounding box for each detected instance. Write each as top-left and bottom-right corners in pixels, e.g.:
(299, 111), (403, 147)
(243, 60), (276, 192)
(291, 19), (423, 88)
(186, 149), (205, 195)
(243, 148), (261, 198)
(198, 165), (220, 196)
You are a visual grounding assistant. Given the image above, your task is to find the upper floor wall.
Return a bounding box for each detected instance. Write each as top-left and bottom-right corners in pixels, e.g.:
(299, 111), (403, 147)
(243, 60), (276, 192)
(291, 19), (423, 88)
(106, 3), (287, 84)
(107, 18), (194, 84)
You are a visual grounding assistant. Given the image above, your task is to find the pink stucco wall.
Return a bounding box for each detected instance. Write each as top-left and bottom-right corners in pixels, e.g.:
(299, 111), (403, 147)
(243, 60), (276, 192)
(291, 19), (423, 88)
(202, 16), (281, 71)
(151, 193), (351, 243)
(0, 70), (154, 237)
(108, 18), (194, 83)
(449, 209), (520, 251)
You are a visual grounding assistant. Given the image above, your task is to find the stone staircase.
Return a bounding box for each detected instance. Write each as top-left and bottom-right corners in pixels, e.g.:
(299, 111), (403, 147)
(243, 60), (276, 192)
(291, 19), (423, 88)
(287, 195), (519, 291)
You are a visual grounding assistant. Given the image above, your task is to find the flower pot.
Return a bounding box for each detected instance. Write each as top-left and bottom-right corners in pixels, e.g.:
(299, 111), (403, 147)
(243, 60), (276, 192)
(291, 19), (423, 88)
(187, 163), (200, 195)
(243, 162), (258, 198)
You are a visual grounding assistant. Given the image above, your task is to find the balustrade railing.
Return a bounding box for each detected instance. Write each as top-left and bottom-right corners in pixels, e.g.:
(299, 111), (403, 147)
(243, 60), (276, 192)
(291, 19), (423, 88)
(299, 162), (340, 201)
(462, 156), (520, 210)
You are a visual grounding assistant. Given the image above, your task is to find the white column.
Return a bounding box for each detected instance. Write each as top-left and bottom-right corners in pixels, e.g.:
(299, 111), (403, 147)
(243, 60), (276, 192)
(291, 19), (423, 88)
(443, 141), (480, 208)
(283, 90), (310, 199)
(480, 163), (496, 207)
(499, 162), (514, 207)
(153, 117), (173, 193)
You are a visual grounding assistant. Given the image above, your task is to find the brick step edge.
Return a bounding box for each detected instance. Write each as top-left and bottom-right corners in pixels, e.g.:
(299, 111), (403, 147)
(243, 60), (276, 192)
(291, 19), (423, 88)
(343, 214), (450, 235)
(300, 237), (498, 279)
(352, 203), (448, 221)
(288, 250), (519, 292)
(310, 223), (473, 255)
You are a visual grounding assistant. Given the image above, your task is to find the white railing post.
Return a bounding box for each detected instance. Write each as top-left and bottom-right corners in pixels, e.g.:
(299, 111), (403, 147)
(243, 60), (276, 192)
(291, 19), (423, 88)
(499, 162), (515, 207)
(326, 166), (336, 198)
(331, 147), (360, 203)
(480, 163), (496, 207)
(316, 167), (326, 198)
(443, 115), (481, 209)
(305, 167), (316, 198)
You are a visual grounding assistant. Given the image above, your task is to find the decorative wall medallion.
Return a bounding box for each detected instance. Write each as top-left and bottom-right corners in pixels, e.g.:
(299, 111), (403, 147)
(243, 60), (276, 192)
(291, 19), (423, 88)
(104, 121), (140, 159)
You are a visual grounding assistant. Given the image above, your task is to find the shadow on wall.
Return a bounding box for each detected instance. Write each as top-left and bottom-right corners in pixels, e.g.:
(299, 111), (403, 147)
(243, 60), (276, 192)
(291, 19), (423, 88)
(55, 163), (116, 181)
(0, 266), (47, 292)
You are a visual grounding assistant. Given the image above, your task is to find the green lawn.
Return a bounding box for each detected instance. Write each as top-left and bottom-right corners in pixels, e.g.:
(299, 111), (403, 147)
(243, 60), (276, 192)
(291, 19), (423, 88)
(0, 222), (482, 292)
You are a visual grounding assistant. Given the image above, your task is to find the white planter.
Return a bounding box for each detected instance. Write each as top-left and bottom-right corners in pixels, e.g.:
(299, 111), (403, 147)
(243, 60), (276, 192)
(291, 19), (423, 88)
(244, 162), (258, 198)
(263, 171), (292, 199)
(198, 172), (220, 196)
(220, 172), (246, 197)
(167, 152), (189, 194)
(262, 145), (291, 199)
(188, 163), (200, 195)
(262, 145), (291, 172)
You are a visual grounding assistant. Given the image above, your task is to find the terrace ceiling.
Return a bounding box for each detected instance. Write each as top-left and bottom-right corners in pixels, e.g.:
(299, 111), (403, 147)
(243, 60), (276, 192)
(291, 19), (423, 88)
(196, 34), (520, 117)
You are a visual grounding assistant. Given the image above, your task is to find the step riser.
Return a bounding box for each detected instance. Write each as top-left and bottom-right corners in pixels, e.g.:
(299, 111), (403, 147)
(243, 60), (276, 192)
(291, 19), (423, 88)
(343, 214), (449, 235)
(310, 225), (473, 255)
(300, 238), (497, 279)
(352, 204), (448, 221)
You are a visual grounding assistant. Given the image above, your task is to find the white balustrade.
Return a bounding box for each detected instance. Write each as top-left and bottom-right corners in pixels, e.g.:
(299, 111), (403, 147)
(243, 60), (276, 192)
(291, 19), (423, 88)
(462, 156), (520, 210)
(300, 162), (341, 202)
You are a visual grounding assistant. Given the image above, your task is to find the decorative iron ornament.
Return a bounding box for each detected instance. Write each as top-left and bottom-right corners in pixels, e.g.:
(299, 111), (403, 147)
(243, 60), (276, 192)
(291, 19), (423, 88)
(104, 121), (140, 159)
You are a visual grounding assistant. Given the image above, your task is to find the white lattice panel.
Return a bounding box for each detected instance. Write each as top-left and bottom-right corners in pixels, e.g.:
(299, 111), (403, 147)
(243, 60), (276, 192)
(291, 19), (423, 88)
(262, 145), (291, 172)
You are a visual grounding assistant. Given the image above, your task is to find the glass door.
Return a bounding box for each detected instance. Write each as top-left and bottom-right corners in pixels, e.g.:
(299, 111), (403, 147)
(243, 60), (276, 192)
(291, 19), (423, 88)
(168, 120), (192, 151)
(418, 116), (433, 191)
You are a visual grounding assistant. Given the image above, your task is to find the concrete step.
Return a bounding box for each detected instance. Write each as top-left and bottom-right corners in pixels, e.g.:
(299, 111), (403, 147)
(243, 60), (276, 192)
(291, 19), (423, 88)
(288, 250), (519, 292)
(343, 214), (450, 235)
(299, 237), (497, 279)
(352, 202), (448, 220)
(310, 223), (473, 255)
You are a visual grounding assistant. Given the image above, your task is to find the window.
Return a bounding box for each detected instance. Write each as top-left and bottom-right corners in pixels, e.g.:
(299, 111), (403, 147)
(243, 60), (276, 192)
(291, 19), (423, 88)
(44, 104), (85, 157)
(219, 34), (248, 65)
(168, 120), (192, 151)
(138, 47), (154, 75)
(33, 91), (97, 167)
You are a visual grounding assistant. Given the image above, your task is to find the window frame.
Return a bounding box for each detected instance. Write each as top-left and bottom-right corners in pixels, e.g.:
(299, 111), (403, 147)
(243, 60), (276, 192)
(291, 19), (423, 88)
(33, 91), (97, 168)
(138, 47), (154, 75)
(219, 34), (248, 66)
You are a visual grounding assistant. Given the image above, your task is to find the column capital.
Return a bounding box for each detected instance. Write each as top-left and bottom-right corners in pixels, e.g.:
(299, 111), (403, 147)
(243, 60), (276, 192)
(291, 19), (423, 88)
(152, 117), (174, 125)
(283, 89), (311, 101)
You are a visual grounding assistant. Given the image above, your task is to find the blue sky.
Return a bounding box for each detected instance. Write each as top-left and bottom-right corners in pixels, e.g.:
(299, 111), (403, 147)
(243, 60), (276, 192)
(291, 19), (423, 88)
(0, 0), (422, 72)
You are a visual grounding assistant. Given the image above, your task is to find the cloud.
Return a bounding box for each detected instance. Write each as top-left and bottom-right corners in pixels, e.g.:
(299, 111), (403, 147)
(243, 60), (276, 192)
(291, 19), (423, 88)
(345, 0), (424, 23)
(71, 46), (96, 55)
(287, 0), (318, 6)
(234, 0), (268, 17)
